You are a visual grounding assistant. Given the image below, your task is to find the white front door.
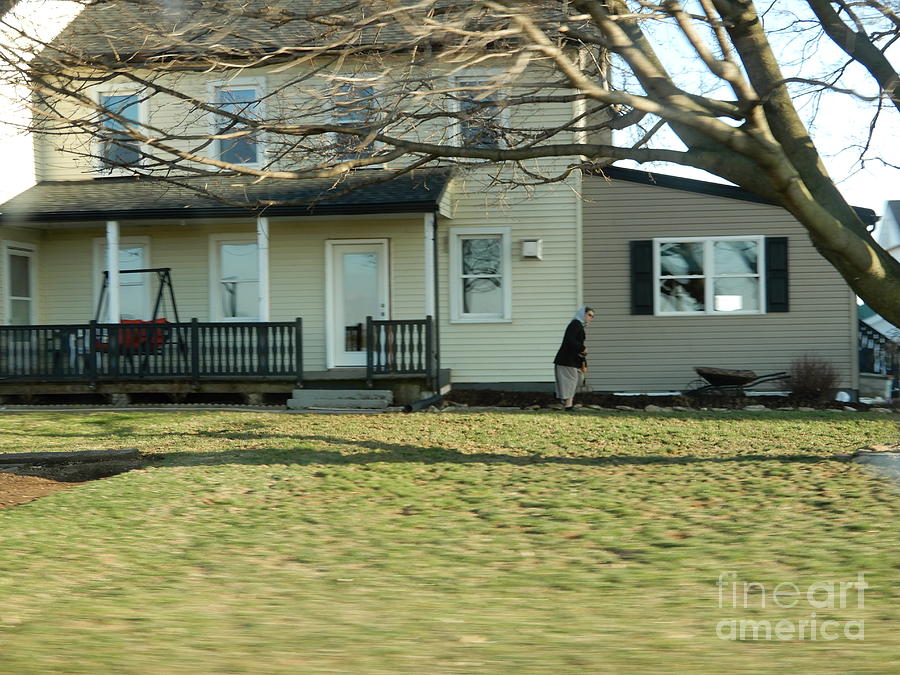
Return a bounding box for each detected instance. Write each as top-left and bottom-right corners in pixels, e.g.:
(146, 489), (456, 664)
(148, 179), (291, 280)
(327, 240), (389, 367)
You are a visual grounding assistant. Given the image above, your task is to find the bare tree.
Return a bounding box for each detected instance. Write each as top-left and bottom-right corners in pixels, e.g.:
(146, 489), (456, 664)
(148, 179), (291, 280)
(2, 0), (899, 325)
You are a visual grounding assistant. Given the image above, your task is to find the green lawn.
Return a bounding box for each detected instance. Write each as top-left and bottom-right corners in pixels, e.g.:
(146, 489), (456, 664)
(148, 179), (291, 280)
(0, 409), (897, 674)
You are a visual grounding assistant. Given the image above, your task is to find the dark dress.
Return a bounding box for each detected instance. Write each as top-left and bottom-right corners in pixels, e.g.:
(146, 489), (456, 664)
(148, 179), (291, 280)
(554, 319), (586, 369)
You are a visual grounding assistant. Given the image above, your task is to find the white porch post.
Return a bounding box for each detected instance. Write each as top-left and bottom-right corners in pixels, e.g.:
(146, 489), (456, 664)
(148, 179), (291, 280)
(423, 212), (435, 317)
(106, 220), (120, 323)
(257, 216), (270, 321)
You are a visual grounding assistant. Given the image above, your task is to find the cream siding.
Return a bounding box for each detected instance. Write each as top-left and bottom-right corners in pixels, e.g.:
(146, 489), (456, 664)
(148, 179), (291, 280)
(32, 216), (427, 375)
(582, 177), (858, 393)
(36, 60), (576, 182)
(438, 169), (581, 383)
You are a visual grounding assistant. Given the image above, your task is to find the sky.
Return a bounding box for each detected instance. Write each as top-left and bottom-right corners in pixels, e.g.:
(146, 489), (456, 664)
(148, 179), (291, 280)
(0, 0), (896, 220)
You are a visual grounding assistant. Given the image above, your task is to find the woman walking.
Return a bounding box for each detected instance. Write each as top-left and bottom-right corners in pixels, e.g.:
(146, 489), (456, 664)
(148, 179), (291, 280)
(553, 306), (594, 410)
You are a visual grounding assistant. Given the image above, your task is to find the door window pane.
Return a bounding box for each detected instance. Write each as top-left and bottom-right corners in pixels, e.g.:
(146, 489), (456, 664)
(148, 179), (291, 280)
(342, 252), (378, 351)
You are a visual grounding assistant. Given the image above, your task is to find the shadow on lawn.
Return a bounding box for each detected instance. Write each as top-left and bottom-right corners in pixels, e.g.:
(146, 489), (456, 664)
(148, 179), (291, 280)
(147, 435), (835, 469)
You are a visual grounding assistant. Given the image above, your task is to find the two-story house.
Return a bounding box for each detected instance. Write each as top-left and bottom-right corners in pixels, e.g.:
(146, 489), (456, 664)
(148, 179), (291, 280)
(0, 0), (878, 404)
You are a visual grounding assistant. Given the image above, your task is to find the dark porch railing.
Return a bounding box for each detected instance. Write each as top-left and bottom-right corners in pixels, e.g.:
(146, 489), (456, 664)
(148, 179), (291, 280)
(859, 319), (898, 395)
(366, 316), (435, 388)
(0, 319), (303, 383)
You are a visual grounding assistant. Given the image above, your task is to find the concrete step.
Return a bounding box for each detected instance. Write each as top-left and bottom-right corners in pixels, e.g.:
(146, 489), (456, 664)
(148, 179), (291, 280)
(287, 389), (393, 410)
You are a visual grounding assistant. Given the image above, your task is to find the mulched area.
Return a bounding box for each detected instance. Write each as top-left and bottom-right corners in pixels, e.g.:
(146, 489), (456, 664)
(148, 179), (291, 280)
(444, 389), (882, 411)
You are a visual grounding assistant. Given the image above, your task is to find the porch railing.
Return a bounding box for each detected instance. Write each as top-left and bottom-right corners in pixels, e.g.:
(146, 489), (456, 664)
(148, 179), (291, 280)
(858, 319), (898, 395)
(0, 319), (303, 383)
(366, 316), (435, 388)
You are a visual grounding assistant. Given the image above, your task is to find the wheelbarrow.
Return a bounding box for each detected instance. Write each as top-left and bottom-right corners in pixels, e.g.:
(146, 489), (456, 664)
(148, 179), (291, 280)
(683, 366), (789, 396)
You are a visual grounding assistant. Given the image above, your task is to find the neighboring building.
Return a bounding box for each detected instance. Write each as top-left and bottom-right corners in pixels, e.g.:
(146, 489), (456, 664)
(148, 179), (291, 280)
(859, 200), (898, 337)
(876, 201), (900, 257)
(0, 1), (883, 402)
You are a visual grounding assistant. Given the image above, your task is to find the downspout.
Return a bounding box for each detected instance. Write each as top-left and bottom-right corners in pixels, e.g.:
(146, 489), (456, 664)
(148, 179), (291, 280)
(406, 210), (443, 411)
(432, 208), (441, 394)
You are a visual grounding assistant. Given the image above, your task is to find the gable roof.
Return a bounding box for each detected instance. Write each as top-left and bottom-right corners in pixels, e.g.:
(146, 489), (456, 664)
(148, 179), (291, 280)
(595, 165), (879, 226)
(42, 1), (516, 65)
(0, 168), (454, 224)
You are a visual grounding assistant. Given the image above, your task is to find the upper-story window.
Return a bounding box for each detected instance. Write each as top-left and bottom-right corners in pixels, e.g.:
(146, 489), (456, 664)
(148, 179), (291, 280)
(212, 80), (265, 167)
(453, 77), (505, 149)
(655, 236), (763, 315)
(332, 81), (379, 162)
(98, 91), (143, 170)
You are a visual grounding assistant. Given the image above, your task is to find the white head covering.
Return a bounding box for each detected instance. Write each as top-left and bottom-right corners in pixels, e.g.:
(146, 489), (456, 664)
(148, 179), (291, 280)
(573, 306), (593, 325)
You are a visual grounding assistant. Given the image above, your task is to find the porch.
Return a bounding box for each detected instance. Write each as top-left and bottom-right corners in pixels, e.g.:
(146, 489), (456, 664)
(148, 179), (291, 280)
(0, 317), (445, 405)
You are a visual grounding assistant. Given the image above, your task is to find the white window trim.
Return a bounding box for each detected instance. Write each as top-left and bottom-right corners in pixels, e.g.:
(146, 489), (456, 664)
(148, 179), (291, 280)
(208, 77), (267, 170)
(209, 234), (260, 322)
(653, 235), (766, 316)
(330, 74), (383, 167)
(449, 226), (512, 323)
(450, 73), (509, 150)
(2, 241), (37, 325)
(92, 236), (152, 320)
(92, 85), (148, 175)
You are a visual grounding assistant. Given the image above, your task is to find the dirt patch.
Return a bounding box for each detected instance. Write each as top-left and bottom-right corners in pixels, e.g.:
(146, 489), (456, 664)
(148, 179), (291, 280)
(0, 449), (143, 510)
(0, 472), (82, 509)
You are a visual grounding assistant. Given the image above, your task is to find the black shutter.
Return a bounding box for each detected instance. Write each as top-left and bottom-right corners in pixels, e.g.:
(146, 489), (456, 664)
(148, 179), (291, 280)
(630, 240), (653, 315)
(765, 237), (789, 313)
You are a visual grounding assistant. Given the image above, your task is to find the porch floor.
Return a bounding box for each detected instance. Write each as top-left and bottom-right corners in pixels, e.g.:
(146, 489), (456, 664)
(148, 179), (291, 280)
(0, 369), (452, 405)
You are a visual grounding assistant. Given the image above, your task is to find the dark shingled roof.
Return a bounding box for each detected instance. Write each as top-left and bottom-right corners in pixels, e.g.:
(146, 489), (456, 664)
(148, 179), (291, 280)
(597, 166), (880, 226)
(0, 168), (454, 224)
(45, 0), (475, 62)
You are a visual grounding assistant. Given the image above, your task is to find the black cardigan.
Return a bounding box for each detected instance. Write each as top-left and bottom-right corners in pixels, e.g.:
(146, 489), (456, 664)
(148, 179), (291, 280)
(553, 319), (586, 368)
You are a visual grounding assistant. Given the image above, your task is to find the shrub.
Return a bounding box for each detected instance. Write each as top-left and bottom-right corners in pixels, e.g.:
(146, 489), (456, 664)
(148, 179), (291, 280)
(789, 354), (838, 403)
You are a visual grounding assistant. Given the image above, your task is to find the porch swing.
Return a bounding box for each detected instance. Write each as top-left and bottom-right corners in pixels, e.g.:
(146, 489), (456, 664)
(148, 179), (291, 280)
(94, 268), (182, 355)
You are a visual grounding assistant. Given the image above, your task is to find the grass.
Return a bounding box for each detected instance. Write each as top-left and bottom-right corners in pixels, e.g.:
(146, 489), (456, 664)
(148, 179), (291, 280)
(0, 408), (897, 674)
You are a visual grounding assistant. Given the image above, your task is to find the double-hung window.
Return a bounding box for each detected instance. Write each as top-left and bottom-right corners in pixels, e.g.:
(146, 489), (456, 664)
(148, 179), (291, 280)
(449, 227), (511, 322)
(212, 80), (264, 167)
(332, 80), (379, 162)
(211, 237), (259, 320)
(453, 77), (504, 149)
(94, 238), (151, 321)
(98, 90), (143, 170)
(4, 242), (36, 325)
(655, 236), (764, 315)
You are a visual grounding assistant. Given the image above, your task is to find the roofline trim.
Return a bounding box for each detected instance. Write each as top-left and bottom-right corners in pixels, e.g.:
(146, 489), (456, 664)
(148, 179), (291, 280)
(1, 199), (443, 224)
(593, 165), (879, 225)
